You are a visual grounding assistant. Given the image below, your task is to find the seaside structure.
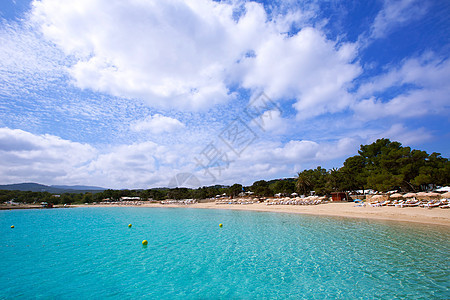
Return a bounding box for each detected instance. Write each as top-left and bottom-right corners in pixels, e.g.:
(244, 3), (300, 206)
(331, 192), (349, 201)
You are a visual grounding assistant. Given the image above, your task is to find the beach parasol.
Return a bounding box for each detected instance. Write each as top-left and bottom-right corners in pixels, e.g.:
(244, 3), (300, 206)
(390, 193), (403, 198)
(415, 192), (440, 200)
(403, 192), (416, 198)
(425, 192), (440, 198)
(369, 195), (384, 202)
(415, 192), (428, 198)
(441, 191), (450, 198)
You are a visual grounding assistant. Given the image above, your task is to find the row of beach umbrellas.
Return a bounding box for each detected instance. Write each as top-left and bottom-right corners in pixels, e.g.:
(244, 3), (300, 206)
(388, 191), (450, 199)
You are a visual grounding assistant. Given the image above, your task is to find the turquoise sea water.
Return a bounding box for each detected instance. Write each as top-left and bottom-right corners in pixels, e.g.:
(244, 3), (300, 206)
(1, 207), (449, 299)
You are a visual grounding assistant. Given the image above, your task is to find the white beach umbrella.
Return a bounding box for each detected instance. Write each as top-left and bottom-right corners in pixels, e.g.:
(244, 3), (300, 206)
(415, 192), (428, 197)
(369, 195), (384, 202)
(403, 193), (416, 198)
(415, 192), (430, 199)
(415, 192), (439, 201)
(440, 191), (450, 198)
(425, 192), (440, 198)
(390, 193), (403, 198)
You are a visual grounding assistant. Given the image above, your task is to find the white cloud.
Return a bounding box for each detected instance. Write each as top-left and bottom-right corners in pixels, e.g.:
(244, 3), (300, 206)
(249, 109), (288, 135)
(0, 125), (425, 189)
(29, 0), (362, 118)
(380, 124), (433, 145)
(354, 54), (450, 120)
(240, 27), (361, 119)
(30, 0), (254, 110)
(192, 137), (361, 186)
(83, 142), (173, 188)
(0, 128), (197, 188)
(1, 0), (447, 189)
(0, 128), (96, 184)
(0, 21), (66, 98)
(130, 114), (185, 134)
(370, 0), (427, 39)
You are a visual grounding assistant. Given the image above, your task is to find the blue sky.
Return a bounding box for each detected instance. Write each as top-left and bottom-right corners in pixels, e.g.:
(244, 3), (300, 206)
(0, 0), (449, 189)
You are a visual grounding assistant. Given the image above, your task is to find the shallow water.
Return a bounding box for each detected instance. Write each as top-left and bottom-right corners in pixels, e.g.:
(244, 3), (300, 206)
(1, 207), (449, 299)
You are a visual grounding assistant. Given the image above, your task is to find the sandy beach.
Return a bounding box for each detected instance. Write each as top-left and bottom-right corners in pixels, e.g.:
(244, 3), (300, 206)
(80, 201), (450, 227)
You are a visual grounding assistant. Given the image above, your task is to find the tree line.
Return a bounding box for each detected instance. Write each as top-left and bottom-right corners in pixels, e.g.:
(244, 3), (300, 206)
(296, 138), (449, 194)
(1, 139), (448, 205)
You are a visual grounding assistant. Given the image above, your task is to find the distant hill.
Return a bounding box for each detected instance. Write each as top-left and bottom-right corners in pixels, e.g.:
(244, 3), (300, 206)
(0, 183), (106, 194)
(51, 185), (105, 191)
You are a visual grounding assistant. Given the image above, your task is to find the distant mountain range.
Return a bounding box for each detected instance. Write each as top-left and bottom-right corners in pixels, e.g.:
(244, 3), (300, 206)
(0, 183), (107, 194)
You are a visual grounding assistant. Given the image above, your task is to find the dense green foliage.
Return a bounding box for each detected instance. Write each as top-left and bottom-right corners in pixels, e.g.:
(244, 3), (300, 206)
(295, 139), (450, 194)
(1, 139), (448, 203)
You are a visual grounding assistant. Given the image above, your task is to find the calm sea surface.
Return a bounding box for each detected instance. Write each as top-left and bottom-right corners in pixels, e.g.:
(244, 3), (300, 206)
(1, 207), (449, 299)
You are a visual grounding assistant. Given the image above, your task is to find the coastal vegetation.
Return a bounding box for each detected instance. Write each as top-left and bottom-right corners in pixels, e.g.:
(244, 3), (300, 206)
(1, 139), (448, 205)
(295, 138), (450, 195)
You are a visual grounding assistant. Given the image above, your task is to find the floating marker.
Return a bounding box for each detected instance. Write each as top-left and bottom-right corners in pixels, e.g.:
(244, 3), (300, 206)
(11, 225), (14, 228)
(142, 240), (148, 245)
(219, 223), (223, 228)
(128, 224), (132, 228)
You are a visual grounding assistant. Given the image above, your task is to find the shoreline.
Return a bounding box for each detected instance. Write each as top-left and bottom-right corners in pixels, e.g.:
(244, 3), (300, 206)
(91, 202), (450, 227)
(158, 202), (450, 227)
(3, 202), (449, 227)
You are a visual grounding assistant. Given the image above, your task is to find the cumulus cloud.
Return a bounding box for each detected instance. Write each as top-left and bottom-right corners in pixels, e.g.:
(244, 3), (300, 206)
(0, 127), (195, 188)
(29, 0), (361, 117)
(130, 114), (185, 134)
(256, 110), (288, 134)
(83, 142), (185, 188)
(191, 137), (361, 186)
(240, 27), (361, 119)
(0, 128), (96, 184)
(0, 126), (427, 189)
(380, 124), (432, 145)
(354, 54), (450, 120)
(30, 0), (250, 109)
